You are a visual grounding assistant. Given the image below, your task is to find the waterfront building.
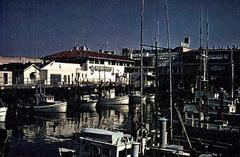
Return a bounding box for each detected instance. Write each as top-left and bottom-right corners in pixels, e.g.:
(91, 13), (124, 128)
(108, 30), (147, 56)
(0, 63), (40, 85)
(123, 43), (240, 95)
(0, 70), (12, 86)
(181, 47), (240, 92)
(23, 64), (40, 85)
(44, 46), (134, 85)
(41, 61), (82, 85)
(123, 47), (182, 90)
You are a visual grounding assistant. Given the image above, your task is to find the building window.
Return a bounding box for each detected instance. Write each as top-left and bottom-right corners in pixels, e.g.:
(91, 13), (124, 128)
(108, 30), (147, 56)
(4, 73), (8, 84)
(50, 74), (61, 85)
(95, 59), (99, 64)
(100, 59), (104, 64)
(89, 58), (94, 64)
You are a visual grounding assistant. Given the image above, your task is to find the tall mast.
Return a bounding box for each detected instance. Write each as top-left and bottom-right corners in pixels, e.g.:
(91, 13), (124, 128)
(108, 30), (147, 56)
(203, 11), (209, 123)
(140, 0), (144, 127)
(164, 0), (173, 142)
(203, 12), (208, 83)
(231, 49), (234, 105)
(198, 7), (203, 127)
(157, 20), (160, 43)
(140, 0), (144, 155)
(205, 12), (209, 49)
(154, 38), (159, 128)
(200, 6), (203, 49)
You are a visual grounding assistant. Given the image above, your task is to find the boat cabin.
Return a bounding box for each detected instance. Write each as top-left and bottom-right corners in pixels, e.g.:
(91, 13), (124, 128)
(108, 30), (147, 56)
(79, 128), (134, 157)
(44, 95), (55, 103)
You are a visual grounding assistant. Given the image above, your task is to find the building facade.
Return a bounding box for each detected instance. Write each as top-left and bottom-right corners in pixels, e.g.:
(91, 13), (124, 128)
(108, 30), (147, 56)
(0, 71), (12, 86)
(43, 47), (134, 85)
(181, 48), (240, 93)
(41, 61), (82, 85)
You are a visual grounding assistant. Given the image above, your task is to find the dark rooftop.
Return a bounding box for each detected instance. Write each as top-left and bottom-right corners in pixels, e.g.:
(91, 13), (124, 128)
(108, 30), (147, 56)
(44, 50), (134, 62)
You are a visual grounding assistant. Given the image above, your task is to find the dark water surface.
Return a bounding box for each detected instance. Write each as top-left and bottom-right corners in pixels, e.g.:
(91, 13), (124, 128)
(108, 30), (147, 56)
(3, 105), (130, 157)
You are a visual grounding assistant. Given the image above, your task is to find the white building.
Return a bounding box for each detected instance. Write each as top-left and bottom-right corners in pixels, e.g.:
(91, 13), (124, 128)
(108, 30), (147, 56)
(0, 71), (12, 86)
(43, 47), (134, 85)
(23, 64), (40, 85)
(41, 61), (82, 85)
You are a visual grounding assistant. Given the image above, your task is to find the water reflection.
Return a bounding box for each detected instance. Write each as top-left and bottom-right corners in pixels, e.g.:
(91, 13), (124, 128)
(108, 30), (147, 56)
(5, 104), (130, 157)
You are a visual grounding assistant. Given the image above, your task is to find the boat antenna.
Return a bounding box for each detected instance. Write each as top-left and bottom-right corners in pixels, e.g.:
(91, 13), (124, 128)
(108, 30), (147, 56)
(164, 0), (173, 143)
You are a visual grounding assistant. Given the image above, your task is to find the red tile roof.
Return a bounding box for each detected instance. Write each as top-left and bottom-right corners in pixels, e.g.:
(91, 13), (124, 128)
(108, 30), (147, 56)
(44, 50), (134, 62)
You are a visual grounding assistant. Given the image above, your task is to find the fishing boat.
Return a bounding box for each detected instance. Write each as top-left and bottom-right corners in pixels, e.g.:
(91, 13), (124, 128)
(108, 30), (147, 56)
(22, 95), (67, 113)
(79, 94), (98, 111)
(19, 85), (67, 113)
(58, 128), (140, 157)
(100, 89), (129, 105)
(0, 107), (7, 122)
(0, 99), (7, 122)
(79, 128), (138, 157)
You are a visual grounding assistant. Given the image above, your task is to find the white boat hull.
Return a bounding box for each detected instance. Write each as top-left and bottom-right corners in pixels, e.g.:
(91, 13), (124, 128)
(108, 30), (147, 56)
(34, 101), (67, 113)
(100, 96), (129, 105)
(22, 101), (67, 113)
(0, 107), (7, 122)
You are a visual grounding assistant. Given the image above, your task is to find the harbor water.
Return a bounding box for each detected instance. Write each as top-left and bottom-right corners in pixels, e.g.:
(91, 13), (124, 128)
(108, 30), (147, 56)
(2, 104), (133, 157)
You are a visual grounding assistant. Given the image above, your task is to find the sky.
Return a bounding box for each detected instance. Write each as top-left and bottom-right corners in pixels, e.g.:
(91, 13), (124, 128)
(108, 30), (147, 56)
(0, 0), (240, 57)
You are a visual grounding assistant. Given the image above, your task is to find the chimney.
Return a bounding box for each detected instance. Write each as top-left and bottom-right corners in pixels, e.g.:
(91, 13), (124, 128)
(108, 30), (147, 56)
(99, 49), (104, 53)
(72, 46), (79, 51)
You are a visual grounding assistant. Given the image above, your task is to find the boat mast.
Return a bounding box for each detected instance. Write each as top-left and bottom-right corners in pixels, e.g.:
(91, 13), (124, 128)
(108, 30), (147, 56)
(34, 39), (39, 106)
(198, 7), (203, 127)
(140, 0), (144, 154)
(231, 49), (234, 105)
(164, 0), (173, 142)
(140, 0), (144, 127)
(203, 11), (209, 121)
(200, 6), (203, 49)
